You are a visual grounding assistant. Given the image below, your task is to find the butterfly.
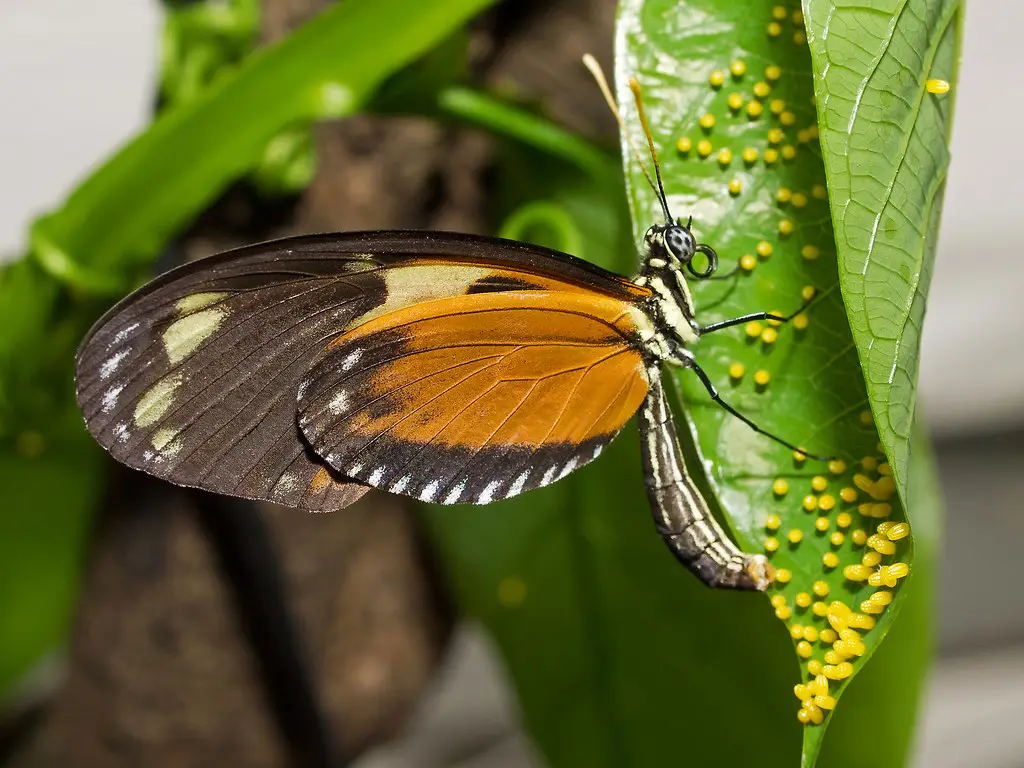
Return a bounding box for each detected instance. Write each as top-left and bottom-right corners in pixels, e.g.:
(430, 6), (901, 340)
(75, 60), (824, 592)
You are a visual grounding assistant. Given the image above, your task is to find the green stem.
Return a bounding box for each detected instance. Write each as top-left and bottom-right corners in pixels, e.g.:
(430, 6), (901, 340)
(438, 86), (614, 180)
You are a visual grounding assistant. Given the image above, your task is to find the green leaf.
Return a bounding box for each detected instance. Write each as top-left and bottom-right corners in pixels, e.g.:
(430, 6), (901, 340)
(0, 418), (103, 704)
(804, 0), (961, 500)
(616, 0), (949, 762)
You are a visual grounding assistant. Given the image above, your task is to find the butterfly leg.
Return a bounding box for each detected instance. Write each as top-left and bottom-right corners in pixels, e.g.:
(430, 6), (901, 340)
(679, 356), (833, 461)
(638, 365), (773, 591)
(697, 292), (817, 335)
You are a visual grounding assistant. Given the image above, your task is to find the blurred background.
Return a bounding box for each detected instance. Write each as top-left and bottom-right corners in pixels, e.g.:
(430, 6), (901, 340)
(1, 0), (1022, 766)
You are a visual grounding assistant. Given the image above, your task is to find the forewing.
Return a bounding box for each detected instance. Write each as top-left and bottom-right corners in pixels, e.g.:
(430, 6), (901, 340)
(76, 231), (650, 511)
(297, 291), (650, 505)
(75, 244), (383, 510)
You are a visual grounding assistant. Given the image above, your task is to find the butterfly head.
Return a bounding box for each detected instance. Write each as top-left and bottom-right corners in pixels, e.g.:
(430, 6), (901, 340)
(644, 218), (719, 280)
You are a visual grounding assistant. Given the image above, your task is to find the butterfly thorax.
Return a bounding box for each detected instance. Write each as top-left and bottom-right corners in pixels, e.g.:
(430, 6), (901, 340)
(633, 224), (701, 360)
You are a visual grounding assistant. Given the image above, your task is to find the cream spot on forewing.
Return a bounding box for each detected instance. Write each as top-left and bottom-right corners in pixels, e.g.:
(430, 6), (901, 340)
(174, 292), (229, 314)
(348, 265), (494, 328)
(163, 308), (228, 364)
(367, 466), (385, 485)
(419, 480), (440, 502)
(329, 391), (349, 415)
(443, 481), (466, 505)
(390, 474), (412, 494)
(592, 444), (604, 460)
(541, 465), (558, 485)
(134, 373), (183, 428)
(508, 470), (531, 497)
(151, 427), (181, 456)
(111, 322), (139, 347)
(113, 422), (130, 442)
(100, 350), (129, 380)
(274, 472), (298, 494)
(477, 480), (502, 505)
(342, 348), (363, 371)
(102, 384), (125, 414)
(347, 462), (363, 477)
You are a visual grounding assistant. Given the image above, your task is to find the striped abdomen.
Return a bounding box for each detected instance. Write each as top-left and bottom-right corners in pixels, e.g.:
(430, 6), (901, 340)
(638, 365), (773, 591)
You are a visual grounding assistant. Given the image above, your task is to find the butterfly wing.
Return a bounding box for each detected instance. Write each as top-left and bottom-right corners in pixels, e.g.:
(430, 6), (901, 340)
(297, 290), (651, 505)
(76, 231), (649, 511)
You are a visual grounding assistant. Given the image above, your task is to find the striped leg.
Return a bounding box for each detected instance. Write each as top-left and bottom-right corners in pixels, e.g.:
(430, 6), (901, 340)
(638, 365), (774, 591)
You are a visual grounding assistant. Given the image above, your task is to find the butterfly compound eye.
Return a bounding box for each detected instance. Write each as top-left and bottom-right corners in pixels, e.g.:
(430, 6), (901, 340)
(664, 226), (695, 263)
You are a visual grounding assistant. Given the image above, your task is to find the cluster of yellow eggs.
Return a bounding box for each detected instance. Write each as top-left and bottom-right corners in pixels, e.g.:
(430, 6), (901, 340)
(763, 441), (911, 725)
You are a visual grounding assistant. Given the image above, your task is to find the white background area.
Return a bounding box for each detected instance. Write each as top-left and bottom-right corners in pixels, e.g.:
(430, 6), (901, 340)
(1, 1), (1021, 766)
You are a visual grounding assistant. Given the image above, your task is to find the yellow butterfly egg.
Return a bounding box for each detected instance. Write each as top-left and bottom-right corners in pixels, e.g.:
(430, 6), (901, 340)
(885, 522), (910, 541)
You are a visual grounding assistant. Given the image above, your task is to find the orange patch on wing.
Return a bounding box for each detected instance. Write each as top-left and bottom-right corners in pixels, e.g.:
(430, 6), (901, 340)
(311, 290), (649, 454)
(307, 466), (333, 496)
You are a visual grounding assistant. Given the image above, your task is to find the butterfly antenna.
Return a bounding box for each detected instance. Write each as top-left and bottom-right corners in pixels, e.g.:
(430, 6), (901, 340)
(627, 78), (672, 223)
(582, 54), (673, 223)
